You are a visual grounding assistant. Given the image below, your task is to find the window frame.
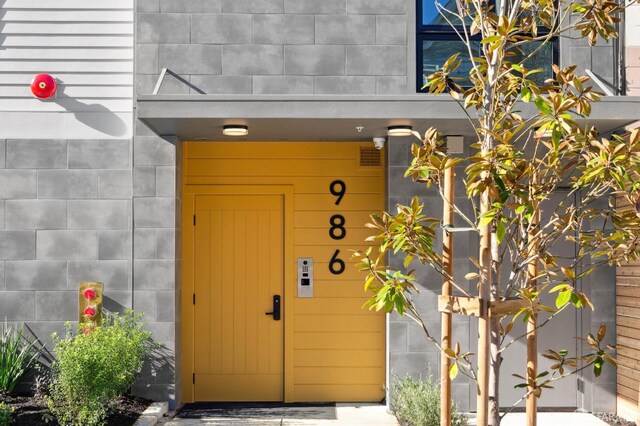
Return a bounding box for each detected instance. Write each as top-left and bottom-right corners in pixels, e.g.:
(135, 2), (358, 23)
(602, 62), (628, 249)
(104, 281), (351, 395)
(416, 0), (559, 93)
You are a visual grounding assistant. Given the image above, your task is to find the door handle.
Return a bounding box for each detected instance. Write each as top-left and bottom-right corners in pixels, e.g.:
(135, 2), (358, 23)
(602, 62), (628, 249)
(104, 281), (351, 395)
(265, 295), (281, 321)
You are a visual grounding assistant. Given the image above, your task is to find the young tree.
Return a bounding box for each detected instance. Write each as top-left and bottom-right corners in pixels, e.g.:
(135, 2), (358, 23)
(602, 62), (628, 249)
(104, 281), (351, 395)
(354, 0), (640, 425)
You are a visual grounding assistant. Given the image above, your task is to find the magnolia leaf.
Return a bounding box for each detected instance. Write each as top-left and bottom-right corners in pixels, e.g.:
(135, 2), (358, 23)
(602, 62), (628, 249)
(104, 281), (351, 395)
(496, 220), (506, 243)
(481, 35), (502, 44)
(534, 97), (553, 115)
(465, 272), (480, 280)
(593, 356), (603, 377)
(555, 290), (571, 308)
(597, 324), (606, 342)
(449, 362), (459, 380)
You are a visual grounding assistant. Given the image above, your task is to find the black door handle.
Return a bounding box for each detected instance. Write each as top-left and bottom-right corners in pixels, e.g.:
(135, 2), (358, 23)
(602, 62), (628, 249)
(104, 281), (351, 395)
(265, 295), (281, 321)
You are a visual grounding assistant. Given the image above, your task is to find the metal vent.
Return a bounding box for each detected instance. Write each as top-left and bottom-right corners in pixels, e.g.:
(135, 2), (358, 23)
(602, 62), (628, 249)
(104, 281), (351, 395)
(359, 146), (381, 167)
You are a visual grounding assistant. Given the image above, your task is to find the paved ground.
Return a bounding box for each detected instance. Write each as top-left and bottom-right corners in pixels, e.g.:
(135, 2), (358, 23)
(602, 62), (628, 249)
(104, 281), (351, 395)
(161, 403), (613, 425)
(467, 412), (609, 425)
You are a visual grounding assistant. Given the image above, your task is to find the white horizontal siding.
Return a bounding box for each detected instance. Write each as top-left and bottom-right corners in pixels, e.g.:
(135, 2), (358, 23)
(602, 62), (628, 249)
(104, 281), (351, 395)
(2, 10), (133, 22)
(0, 48), (133, 60)
(3, 0), (131, 9)
(0, 61), (133, 73)
(0, 0), (133, 139)
(0, 99), (133, 111)
(0, 73), (133, 85)
(2, 36), (133, 48)
(2, 23), (133, 35)
(0, 86), (133, 98)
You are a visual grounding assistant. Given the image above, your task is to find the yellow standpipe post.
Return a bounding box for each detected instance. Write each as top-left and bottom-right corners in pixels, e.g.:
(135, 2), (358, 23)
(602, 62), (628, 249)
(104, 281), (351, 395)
(526, 178), (541, 426)
(79, 282), (104, 325)
(477, 186), (491, 426)
(440, 167), (455, 426)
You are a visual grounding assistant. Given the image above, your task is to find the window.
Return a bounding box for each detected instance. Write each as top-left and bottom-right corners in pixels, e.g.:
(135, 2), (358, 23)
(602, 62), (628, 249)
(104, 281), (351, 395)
(417, 0), (557, 92)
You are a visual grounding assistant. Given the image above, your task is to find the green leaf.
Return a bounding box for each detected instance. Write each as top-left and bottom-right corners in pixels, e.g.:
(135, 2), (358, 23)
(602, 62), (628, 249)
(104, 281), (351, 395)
(555, 290), (571, 308)
(481, 35), (501, 44)
(534, 97), (553, 115)
(549, 284), (569, 293)
(496, 220), (506, 244)
(594, 356), (603, 377)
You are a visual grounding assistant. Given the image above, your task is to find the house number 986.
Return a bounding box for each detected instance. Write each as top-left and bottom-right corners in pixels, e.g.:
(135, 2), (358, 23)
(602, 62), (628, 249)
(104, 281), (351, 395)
(329, 180), (346, 275)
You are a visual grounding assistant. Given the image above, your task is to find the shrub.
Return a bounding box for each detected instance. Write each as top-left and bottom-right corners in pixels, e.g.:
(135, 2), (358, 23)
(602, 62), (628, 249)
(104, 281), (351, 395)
(0, 321), (44, 394)
(391, 373), (467, 426)
(47, 310), (153, 426)
(0, 402), (12, 426)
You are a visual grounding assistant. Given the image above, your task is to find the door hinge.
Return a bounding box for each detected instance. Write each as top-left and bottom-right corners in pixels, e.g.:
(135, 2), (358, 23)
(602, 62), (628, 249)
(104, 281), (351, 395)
(193, 215), (196, 226)
(193, 293), (196, 305)
(192, 373), (195, 384)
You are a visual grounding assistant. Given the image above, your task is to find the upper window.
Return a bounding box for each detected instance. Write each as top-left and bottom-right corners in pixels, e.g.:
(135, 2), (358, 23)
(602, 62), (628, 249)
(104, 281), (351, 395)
(416, 0), (557, 92)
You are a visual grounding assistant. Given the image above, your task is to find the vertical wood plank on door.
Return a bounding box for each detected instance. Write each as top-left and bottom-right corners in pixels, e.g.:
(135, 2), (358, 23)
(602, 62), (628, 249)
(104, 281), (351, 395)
(234, 210), (247, 375)
(270, 208), (284, 375)
(245, 210), (259, 375)
(194, 211), (210, 375)
(257, 212), (271, 376)
(221, 210), (234, 375)
(210, 210), (223, 375)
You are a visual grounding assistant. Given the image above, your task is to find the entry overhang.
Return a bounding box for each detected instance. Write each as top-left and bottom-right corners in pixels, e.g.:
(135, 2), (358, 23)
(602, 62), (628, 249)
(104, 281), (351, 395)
(137, 94), (640, 141)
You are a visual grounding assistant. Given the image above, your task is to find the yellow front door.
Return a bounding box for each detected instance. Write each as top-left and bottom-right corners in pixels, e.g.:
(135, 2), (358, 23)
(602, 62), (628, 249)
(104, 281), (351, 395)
(193, 194), (284, 401)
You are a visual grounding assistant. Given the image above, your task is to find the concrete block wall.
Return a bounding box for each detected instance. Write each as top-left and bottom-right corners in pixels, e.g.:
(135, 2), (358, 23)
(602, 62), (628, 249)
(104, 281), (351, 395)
(626, 3), (640, 94)
(0, 138), (132, 352)
(130, 122), (181, 405)
(387, 137), (473, 412)
(136, 0), (410, 95)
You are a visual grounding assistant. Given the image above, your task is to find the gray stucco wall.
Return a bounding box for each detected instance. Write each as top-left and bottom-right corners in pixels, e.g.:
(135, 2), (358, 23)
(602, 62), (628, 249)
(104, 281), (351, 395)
(136, 0), (411, 95)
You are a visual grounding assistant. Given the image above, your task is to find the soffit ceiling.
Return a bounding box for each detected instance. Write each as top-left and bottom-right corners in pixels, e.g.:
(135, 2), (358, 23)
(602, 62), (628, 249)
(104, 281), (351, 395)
(137, 94), (640, 141)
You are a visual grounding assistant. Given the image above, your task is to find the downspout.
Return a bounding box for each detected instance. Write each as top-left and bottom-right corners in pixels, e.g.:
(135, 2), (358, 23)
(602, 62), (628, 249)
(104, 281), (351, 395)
(617, 5), (626, 96)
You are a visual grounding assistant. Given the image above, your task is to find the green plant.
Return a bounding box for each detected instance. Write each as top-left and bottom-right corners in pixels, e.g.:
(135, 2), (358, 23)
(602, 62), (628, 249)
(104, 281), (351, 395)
(391, 373), (467, 426)
(0, 321), (44, 394)
(47, 310), (153, 426)
(0, 401), (12, 426)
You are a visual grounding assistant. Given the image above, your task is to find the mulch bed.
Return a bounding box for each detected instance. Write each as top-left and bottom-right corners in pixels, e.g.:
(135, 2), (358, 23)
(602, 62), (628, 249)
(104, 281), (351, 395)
(0, 392), (151, 426)
(594, 412), (636, 426)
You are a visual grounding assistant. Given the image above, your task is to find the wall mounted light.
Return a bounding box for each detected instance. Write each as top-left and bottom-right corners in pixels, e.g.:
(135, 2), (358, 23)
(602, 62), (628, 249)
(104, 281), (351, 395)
(223, 125), (249, 137)
(387, 126), (413, 137)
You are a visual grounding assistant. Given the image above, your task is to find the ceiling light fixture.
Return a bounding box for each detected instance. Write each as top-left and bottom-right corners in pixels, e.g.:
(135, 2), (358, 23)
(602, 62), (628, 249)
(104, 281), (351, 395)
(223, 125), (248, 137)
(387, 125), (413, 137)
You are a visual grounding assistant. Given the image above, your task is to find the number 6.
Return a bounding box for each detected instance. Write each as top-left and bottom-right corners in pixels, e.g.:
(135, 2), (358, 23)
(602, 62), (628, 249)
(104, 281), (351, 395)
(329, 249), (345, 275)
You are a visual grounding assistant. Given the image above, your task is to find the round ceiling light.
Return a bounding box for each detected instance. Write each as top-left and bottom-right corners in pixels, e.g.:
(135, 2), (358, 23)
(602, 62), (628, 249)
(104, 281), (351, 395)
(387, 126), (413, 137)
(223, 125), (248, 137)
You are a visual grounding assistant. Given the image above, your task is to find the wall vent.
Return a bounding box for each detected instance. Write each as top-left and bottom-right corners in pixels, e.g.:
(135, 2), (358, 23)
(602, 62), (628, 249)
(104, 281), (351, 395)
(359, 146), (381, 167)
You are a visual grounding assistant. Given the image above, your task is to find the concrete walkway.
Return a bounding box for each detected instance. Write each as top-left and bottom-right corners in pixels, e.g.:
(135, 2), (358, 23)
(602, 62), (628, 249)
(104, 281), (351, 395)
(162, 403), (613, 425)
(467, 412), (609, 426)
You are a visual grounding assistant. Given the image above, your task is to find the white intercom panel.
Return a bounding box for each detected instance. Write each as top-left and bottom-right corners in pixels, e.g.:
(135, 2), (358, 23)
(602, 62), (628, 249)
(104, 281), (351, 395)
(297, 258), (313, 298)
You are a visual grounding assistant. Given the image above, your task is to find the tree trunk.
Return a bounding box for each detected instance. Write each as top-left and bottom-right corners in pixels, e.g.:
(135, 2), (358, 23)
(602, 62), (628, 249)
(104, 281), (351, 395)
(488, 316), (502, 426)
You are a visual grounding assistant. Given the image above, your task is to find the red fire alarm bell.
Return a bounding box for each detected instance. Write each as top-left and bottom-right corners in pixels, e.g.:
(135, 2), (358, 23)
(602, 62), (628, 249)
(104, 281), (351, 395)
(30, 74), (57, 99)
